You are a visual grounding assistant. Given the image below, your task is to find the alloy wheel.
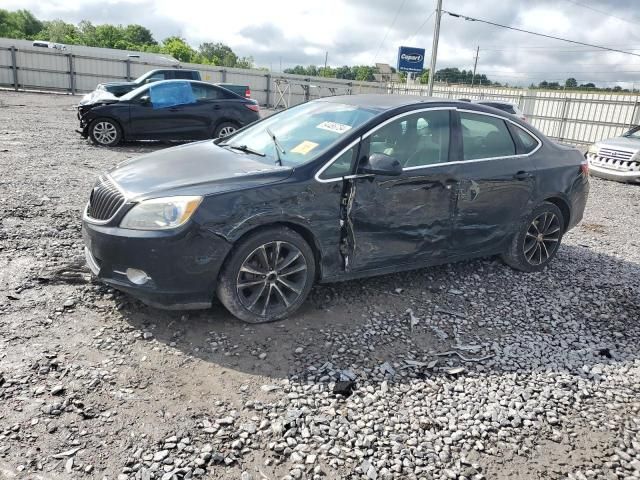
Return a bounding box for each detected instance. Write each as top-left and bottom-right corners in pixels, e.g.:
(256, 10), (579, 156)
(236, 241), (308, 317)
(93, 121), (117, 145)
(523, 212), (561, 265)
(219, 125), (236, 137)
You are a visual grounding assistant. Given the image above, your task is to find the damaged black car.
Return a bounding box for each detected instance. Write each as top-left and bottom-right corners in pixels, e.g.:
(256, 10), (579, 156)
(77, 80), (260, 146)
(82, 95), (589, 323)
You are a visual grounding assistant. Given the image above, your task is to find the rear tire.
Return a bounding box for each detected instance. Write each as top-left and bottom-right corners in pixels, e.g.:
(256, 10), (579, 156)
(214, 121), (239, 139)
(502, 202), (565, 272)
(216, 227), (316, 323)
(89, 118), (122, 146)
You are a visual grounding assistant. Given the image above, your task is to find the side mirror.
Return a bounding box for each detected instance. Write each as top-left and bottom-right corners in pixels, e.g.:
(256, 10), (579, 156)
(139, 95), (151, 105)
(359, 153), (402, 176)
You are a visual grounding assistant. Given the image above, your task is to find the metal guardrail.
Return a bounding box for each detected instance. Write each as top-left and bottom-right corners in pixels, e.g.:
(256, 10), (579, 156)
(1, 45), (639, 146)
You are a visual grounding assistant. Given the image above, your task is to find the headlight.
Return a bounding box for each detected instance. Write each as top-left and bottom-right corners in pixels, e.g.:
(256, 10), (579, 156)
(632, 151), (640, 162)
(587, 144), (600, 155)
(120, 196), (202, 230)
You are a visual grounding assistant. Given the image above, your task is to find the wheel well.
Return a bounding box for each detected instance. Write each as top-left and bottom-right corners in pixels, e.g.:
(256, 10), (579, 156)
(544, 197), (570, 230)
(213, 118), (240, 132)
(222, 222), (322, 280)
(89, 116), (124, 137)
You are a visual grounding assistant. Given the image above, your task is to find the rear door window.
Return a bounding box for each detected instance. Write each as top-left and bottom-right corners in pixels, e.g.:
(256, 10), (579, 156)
(191, 84), (221, 100)
(460, 112), (516, 160)
(174, 70), (197, 79)
(512, 127), (539, 154)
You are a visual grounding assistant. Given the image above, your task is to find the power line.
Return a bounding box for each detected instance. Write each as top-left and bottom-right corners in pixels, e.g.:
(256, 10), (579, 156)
(408, 10), (435, 44)
(443, 10), (640, 59)
(560, 0), (640, 29)
(372, 0), (408, 64)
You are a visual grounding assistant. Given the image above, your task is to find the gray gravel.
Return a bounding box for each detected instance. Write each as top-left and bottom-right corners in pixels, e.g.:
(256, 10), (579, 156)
(1, 90), (639, 480)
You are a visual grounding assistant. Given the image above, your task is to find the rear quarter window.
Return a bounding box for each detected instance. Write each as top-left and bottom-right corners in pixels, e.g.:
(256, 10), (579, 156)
(512, 126), (539, 154)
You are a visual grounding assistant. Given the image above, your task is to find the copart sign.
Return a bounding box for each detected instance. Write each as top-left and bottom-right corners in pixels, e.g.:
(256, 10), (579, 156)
(397, 46), (426, 73)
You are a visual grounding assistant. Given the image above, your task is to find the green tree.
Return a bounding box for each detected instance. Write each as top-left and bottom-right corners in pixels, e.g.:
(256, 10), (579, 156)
(35, 20), (81, 44)
(162, 36), (196, 62)
(94, 24), (123, 48)
(198, 42), (236, 65)
(123, 24), (155, 46)
(565, 77), (578, 88)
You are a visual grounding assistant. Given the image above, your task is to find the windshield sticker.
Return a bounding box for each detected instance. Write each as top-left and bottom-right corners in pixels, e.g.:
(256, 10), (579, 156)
(316, 121), (352, 134)
(291, 140), (319, 155)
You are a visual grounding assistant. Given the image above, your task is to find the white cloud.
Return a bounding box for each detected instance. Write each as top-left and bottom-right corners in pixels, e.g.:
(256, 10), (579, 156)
(4, 0), (640, 87)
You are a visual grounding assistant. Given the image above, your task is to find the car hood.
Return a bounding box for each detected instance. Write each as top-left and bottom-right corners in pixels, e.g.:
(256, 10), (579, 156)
(597, 136), (640, 152)
(78, 90), (119, 107)
(108, 141), (293, 199)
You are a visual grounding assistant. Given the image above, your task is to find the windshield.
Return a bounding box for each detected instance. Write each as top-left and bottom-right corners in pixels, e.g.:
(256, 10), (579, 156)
(224, 101), (378, 166)
(120, 83), (150, 101)
(624, 126), (640, 139)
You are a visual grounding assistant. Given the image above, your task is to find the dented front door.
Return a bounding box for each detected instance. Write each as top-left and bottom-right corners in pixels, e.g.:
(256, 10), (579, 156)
(347, 166), (457, 271)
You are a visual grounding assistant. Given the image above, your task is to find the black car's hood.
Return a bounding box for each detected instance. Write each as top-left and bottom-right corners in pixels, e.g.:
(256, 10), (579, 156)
(108, 141), (293, 199)
(78, 90), (120, 107)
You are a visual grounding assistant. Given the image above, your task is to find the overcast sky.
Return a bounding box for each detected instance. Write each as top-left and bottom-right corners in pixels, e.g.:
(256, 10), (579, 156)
(4, 0), (640, 87)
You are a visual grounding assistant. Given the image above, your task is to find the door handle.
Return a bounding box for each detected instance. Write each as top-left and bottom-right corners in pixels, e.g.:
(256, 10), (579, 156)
(213, 104), (221, 110)
(169, 107), (180, 112)
(514, 171), (533, 180)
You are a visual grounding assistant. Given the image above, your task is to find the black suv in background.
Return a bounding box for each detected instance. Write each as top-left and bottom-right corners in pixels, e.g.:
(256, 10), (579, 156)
(96, 69), (202, 97)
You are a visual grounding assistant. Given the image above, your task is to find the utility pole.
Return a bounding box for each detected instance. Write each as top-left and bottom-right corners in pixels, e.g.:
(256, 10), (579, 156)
(324, 51), (328, 77)
(427, 0), (443, 96)
(471, 46), (479, 86)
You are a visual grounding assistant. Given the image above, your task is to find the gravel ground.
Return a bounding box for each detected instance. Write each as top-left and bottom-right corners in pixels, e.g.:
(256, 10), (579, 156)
(1, 90), (639, 480)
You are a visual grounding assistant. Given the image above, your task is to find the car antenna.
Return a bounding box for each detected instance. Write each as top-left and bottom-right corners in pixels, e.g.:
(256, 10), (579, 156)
(266, 127), (285, 166)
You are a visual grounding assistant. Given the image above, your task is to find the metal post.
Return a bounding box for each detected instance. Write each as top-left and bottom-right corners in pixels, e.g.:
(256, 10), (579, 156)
(221, 69), (227, 83)
(426, 0), (443, 96)
(471, 46), (479, 86)
(557, 97), (570, 141)
(68, 53), (75, 95)
(630, 100), (640, 127)
(10, 46), (18, 91)
(126, 59), (131, 81)
(266, 73), (271, 107)
(323, 51), (328, 77)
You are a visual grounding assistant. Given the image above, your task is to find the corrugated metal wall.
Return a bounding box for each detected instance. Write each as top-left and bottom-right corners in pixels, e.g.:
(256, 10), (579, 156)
(1, 40), (639, 145)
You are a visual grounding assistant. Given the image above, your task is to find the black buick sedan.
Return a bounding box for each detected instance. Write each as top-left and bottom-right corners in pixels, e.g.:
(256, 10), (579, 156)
(77, 80), (260, 146)
(82, 95), (589, 323)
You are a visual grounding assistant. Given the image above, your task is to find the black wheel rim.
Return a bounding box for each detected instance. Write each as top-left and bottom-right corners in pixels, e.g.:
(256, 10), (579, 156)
(524, 212), (561, 266)
(236, 241), (308, 317)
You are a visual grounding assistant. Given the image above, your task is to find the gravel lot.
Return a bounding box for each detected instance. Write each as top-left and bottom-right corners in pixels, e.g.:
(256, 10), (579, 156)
(1, 90), (639, 480)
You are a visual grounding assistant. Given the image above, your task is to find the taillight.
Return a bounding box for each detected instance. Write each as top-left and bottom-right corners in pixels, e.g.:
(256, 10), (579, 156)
(245, 88), (251, 98)
(245, 103), (259, 112)
(581, 160), (590, 176)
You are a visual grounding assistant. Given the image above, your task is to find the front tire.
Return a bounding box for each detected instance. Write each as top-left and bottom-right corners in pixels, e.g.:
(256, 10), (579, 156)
(89, 118), (122, 146)
(216, 227), (316, 323)
(502, 202), (565, 272)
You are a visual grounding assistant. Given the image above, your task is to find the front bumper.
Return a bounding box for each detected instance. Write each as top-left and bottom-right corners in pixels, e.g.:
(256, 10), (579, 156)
(589, 164), (640, 183)
(83, 219), (233, 310)
(586, 152), (640, 183)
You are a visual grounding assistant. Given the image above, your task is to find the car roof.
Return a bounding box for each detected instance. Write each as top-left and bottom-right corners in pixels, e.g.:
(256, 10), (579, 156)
(319, 94), (521, 116)
(321, 94), (445, 110)
(142, 79), (215, 87)
(476, 100), (516, 107)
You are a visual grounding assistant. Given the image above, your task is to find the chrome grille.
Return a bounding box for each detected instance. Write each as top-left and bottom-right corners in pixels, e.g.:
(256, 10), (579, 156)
(588, 153), (640, 172)
(86, 176), (125, 221)
(598, 147), (634, 161)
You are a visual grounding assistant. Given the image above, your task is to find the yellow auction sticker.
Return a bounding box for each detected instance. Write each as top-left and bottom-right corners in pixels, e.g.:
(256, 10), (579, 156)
(291, 140), (319, 155)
